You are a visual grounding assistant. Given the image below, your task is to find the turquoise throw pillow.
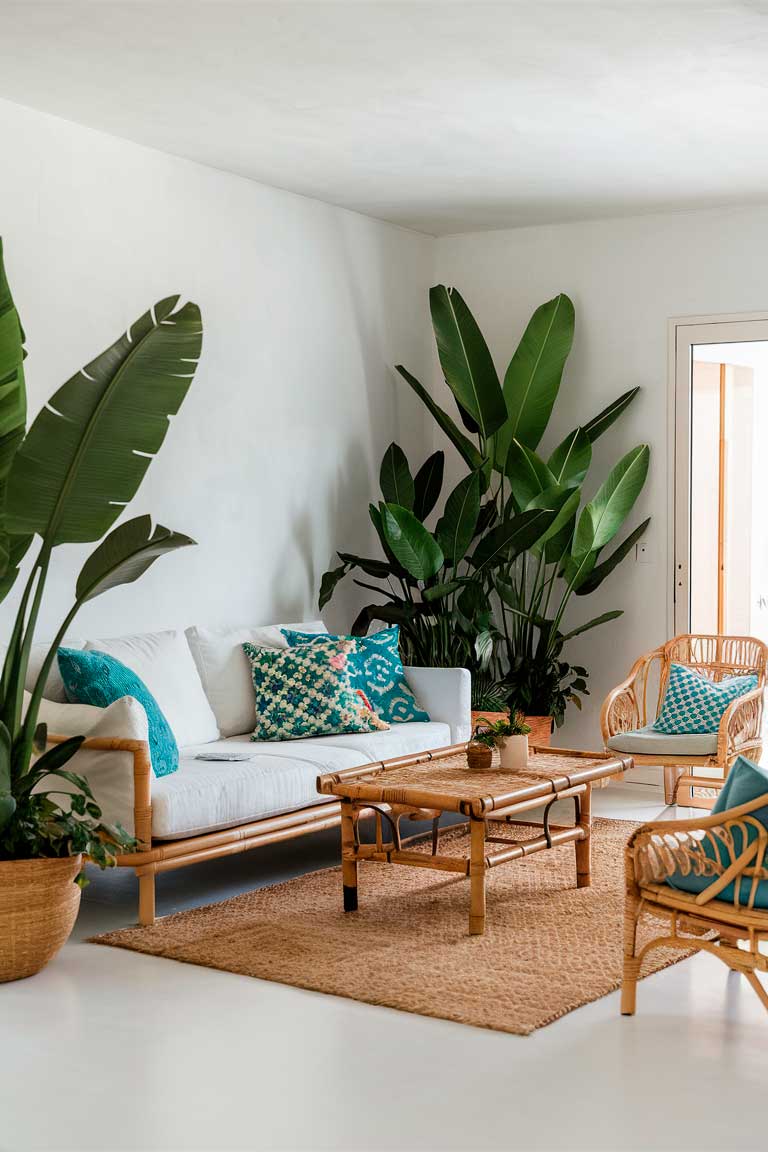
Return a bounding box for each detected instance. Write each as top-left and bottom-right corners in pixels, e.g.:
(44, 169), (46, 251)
(281, 626), (430, 725)
(653, 663), (757, 735)
(57, 647), (179, 778)
(665, 756), (768, 908)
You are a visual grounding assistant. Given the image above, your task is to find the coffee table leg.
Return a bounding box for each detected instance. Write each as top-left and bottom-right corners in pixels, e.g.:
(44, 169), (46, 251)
(469, 815), (486, 935)
(575, 784), (592, 888)
(340, 800), (358, 912)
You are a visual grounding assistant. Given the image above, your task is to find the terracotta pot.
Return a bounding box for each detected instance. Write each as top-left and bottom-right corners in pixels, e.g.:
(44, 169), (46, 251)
(526, 715), (553, 747)
(0, 855), (82, 982)
(499, 734), (529, 771)
(471, 709), (509, 730)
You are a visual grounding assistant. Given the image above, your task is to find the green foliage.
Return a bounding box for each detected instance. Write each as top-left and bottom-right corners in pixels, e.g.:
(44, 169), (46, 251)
(473, 713), (531, 746)
(0, 238), (200, 871)
(320, 283), (650, 720)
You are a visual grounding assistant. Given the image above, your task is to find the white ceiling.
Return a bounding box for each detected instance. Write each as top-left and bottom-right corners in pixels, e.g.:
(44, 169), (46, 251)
(2, 1), (768, 235)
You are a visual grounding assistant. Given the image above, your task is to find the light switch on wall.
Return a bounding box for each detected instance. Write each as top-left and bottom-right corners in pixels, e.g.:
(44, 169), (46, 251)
(636, 540), (652, 563)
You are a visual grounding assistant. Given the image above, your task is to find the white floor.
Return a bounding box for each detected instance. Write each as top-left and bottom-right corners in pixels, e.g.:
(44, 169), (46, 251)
(3, 784), (766, 1152)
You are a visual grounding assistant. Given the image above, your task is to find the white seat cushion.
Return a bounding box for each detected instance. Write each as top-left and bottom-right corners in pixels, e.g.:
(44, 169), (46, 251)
(85, 629), (219, 746)
(151, 722), (452, 839)
(185, 620), (327, 738)
(295, 721), (453, 762)
(606, 725), (718, 757)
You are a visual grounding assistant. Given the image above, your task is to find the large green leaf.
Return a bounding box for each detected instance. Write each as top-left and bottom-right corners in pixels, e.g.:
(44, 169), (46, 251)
(0, 718), (13, 832)
(0, 239), (29, 600)
(337, 552), (391, 578)
(573, 445), (650, 556)
(395, 365), (485, 472)
(435, 472), (481, 564)
(351, 600), (422, 636)
(560, 610), (623, 643)
(526, 486), (581, 553)
(6, 296), (202, 544)
(575, 517), (651, 596)
(583, 387), (640, 443)
(470, 508), (556, 572)
(319, 561), (349, 610)
(413, 451), (444, 521)
(496, 293), (575, 459)
(429, 285), (507, 439)
(547, 427), (591, 488)
(505, 439), (556, 508)
(380, 503), (444, 581)
(75, 515), (195, 604)
(379, 442), (415, 509)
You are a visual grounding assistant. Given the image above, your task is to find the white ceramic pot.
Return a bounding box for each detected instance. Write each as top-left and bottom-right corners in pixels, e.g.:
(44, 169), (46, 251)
(499, 734), (529, 771)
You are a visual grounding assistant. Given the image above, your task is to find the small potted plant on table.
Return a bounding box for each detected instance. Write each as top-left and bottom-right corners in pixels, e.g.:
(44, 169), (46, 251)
(467, 713), (531, 772)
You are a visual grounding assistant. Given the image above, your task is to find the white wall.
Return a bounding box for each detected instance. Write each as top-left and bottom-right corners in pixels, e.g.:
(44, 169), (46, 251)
(436, 205), (768, 747)
(0, 98), (434, 643)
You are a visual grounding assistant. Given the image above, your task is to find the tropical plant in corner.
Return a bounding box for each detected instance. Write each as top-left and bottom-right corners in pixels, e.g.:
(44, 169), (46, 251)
(0, 238), (202, 980)
(321, 284), (650, 729)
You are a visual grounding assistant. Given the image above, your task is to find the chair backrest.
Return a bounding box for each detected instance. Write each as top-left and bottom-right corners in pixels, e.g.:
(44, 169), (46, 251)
(650, 634), (768, 719)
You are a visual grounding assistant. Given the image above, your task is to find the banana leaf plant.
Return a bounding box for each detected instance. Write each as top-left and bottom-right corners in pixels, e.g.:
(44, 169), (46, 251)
(324, 283), (650, 724)
(320, 439), (557, 674)
(0, 238), (201, 878)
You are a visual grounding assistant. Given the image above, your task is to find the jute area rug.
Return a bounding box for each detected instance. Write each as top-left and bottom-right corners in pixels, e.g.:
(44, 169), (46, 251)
(91, 818), (689, 1036)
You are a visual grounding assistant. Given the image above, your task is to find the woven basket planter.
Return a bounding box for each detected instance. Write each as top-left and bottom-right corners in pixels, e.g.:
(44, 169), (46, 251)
(0, 855), (82, 982)
(526, 715), (553, 747)
(466, 743), (493, 771)
(470, 709), (509, 730)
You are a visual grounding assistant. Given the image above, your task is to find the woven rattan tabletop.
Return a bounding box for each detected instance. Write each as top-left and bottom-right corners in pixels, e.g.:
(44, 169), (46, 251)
(317, 743), (631, 817)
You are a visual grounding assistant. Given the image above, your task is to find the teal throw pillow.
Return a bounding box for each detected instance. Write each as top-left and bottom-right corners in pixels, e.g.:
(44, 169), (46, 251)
(664, 756), (768, 908)
(653, 663), (757, 735)
(242, 637), (389, 741)
(281, 626), (430, 725)
(57, 647), (179, 778)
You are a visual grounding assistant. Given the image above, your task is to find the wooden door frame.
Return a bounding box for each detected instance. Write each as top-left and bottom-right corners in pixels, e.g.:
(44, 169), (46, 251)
(669, 311), (768, 635)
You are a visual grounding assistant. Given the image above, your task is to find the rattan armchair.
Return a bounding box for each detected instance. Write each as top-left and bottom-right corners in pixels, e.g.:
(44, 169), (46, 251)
(601, 634), (768, 807)
(621, 798), (768, 1015)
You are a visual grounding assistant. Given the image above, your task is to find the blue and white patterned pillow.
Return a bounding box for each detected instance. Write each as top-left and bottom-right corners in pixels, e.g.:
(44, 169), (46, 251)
(281, 626), (430, 725)
(653, 663), (758, 735)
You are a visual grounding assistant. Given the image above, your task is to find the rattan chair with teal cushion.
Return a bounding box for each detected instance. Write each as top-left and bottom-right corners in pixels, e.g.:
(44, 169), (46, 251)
(601, 634), (768, 807)
(622, 755), (768, 1016)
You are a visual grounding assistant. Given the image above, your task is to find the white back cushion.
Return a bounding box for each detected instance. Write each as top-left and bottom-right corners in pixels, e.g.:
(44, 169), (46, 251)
(25, 638), (87, 702)
(186, 620), (327, 737)
(85, 629), (219, 746)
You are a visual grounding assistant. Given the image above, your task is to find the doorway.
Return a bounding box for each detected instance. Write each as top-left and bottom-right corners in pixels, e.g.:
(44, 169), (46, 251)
(673, 316), (768, 648)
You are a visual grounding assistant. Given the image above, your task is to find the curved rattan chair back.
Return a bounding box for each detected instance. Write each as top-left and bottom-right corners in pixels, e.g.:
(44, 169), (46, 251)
(644, 634), (768, 725)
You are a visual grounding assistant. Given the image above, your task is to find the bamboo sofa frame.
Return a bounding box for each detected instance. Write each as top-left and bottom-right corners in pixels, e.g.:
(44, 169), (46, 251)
(46, 735), (453, 925)
(622, 795), (768, 1015)
(601, 633), (768, 808)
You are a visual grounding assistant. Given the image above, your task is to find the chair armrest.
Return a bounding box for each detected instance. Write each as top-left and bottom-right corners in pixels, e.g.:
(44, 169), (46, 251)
(404, 666), (471, 743)
(600, 649), (661, 742)
(39, 697), (152, 846)
(627, 796), (768, 906)
(717, 686), (765, 763)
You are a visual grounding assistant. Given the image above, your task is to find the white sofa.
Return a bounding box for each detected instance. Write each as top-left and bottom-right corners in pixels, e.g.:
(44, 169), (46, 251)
(33, 620), (471, 923)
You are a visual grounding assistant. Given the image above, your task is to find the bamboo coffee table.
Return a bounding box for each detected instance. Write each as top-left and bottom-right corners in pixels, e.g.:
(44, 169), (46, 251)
(317, 743), (631, 935)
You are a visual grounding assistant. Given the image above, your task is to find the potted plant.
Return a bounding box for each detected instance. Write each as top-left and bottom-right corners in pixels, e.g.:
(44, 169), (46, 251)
(470, 714), (531, 771)
(321, 284), (649, 739)
(0, 239), (202, 981)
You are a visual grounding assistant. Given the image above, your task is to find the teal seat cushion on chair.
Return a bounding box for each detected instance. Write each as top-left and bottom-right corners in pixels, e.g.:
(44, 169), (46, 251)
(653, 663), (757, 735)
(664, 756), (768, 908)
(281, 626), (430, 725)
(58, 647), (179, 778)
